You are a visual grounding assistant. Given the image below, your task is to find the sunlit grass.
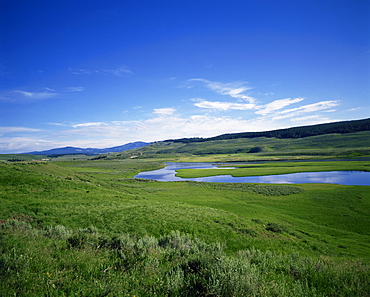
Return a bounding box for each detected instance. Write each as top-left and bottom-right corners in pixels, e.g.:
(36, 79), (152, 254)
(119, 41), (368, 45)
(1, 223), (369, 296)
(1, 158), (369, 295)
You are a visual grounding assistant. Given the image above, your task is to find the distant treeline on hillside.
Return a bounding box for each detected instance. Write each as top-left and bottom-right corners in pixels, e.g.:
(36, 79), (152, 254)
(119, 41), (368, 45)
(165, 118), (370, 143)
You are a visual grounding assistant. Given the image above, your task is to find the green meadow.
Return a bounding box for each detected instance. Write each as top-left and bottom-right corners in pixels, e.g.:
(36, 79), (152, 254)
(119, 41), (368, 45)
(1, 153), (369, 296)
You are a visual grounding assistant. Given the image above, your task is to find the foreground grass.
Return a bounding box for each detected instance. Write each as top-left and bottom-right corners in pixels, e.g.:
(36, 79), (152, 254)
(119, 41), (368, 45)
(1, 224), (369, 297)
(1, 159), (369, 295)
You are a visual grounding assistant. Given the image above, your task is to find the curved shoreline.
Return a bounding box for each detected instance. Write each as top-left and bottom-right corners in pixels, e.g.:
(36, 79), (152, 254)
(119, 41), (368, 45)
(176, 160), (370, 178)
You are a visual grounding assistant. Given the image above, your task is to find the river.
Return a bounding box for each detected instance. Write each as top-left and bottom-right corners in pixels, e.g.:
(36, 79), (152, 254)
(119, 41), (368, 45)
(134, 162), (370, 186)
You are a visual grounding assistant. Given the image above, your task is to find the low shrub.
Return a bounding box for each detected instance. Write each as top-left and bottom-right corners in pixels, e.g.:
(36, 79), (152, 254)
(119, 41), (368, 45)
(249, 184), (304, 196)
(189, 182), (304, 196)
(248, 146), (263, 153)
(1, 225), (369, 296)
(1, 220), (32, 231)
(265, 222), (287, 233)
(45, 225), (72, 239)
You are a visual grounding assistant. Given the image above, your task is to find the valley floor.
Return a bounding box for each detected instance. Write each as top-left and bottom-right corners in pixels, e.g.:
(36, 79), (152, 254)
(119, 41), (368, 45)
(1, 158), (369, 296)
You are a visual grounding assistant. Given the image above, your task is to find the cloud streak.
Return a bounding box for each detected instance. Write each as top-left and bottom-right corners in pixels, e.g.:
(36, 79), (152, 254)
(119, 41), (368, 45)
(272, 100), (339, 120)
(188, 78), (255, 103)
(14, 90), (57, 100)
(64, 87), (85, 92)
(0, 126), (41, 136)
(72, 122), (108, 128)
(69, 65), (133, 76)
(255, 98), (304, 115)
(103, 66), (133, 76)
(0, 86), (84, 103)
(193, 100), (255, 111)
(0, 137), (53, 153)
(153, 108), (176, 116)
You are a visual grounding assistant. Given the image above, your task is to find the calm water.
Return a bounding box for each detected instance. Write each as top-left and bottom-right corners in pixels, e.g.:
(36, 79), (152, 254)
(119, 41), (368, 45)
(135, 162), (370, 186)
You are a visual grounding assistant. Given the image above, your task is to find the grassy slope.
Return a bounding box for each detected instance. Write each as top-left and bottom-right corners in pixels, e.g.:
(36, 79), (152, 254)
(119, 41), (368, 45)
(116, 131), (370, 160)
(0, 154), (46, 161)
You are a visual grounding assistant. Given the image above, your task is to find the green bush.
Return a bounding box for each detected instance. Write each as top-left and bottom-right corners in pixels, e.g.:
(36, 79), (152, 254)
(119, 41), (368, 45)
(189, 182), (304, 196)
(248, 146), (263, 153)
(45, 225), (72, 239)
(1, 220), (31, 231)
(265, 222), (287, 233)
(249, 184), (304, 196)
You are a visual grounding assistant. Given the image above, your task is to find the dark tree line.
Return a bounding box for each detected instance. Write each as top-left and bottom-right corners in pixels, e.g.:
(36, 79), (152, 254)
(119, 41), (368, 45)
(164, 118), (370, 143)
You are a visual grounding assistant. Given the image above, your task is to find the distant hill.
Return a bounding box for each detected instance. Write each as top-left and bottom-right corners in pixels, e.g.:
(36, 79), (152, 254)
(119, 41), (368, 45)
(164, 118), (370, 143)
(24, 141), (151, 156)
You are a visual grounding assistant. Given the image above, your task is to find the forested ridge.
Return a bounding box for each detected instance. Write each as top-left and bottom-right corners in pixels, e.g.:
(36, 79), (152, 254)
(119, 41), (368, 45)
(165, 118), (370, 143)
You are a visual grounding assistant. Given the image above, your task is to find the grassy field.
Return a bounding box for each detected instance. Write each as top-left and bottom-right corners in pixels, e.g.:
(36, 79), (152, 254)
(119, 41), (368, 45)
(1, 157), (369, 296)
(0, 154), (46, 162)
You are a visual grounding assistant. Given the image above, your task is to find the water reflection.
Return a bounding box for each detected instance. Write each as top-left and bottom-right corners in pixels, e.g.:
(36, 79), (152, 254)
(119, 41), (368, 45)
(135, 162), (370, 186)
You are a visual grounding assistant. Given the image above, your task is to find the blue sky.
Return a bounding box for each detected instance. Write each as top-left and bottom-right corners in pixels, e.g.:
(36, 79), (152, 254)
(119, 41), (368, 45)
(1, 0), (369, 153)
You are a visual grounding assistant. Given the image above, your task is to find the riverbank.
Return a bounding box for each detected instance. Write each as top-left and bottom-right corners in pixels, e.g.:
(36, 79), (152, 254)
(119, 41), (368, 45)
(175, 160), (370, 178)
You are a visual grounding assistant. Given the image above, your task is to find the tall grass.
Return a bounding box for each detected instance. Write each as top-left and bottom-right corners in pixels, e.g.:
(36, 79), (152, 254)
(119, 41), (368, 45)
(1, 222), (369, 296)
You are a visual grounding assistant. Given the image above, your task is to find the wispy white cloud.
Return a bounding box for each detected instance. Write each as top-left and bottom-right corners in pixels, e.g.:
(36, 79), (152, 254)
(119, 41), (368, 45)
(188, 79), (341, 128)
(103, 66), (133, 76)
(187, 80), (341, 124)
(288, 115), (341, 127)
(64, 87), (85, 92)
(346, 107), (362, 112)
(0, 137), (53, 153)
(69, 68), (97, 75)
(0, 127), (46, 153)
(0, 89), (54, 102)
(272, 100), (339, 120)
(44, 87), (56, 92)
(103, 114), (262, 142)
(0, 86), (84, 103)
(193, 99), (255, 111)
(46, 122), (70, 127)
(290, 115), (321, 122)
(13, 90), (57, 100)
(188, 78), (255, 103)
(72, 122), (108, 128)
(153, 108), (176, 116)
(69, 65), (133, 76)
(0, 126), (41, 136)
(255, 98), (304, 115)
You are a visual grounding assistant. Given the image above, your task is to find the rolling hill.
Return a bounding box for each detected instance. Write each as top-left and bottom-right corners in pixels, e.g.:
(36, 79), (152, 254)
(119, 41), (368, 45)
(115, 118), (370, 159)
(23, 141), (150, 156)
(165, 118), (370, 143)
